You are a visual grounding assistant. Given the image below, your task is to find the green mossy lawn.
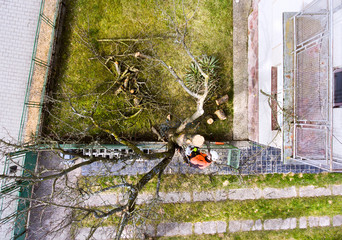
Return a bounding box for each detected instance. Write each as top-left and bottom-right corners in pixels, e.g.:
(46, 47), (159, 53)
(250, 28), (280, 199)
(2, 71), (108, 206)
(46, 0), (233, 141)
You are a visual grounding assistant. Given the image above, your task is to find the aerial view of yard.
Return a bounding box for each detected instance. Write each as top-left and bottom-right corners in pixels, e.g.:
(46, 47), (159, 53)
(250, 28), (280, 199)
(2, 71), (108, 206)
(45, 0), (233, 142)
(1, 0), (342, 240)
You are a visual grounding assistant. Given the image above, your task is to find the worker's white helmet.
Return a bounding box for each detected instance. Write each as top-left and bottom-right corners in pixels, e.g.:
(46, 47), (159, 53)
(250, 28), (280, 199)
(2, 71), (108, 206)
(211, 151), (219, 161)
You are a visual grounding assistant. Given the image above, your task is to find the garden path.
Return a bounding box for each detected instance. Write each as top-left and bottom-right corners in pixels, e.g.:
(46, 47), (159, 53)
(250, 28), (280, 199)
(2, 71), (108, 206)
(83, 184), (342, 207)
(76, 184), (342, 239)
(76, 215), (342, 239)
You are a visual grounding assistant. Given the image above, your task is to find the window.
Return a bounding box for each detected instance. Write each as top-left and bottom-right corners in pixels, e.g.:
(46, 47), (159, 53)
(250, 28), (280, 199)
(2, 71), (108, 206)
(335, 68), (342, 107)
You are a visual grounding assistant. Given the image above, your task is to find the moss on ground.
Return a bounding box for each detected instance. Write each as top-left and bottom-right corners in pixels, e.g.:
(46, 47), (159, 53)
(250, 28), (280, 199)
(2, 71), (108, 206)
(158, 196), (342, 223)
(79, 172), (342, 194)
(77, 195), (342, 227)
(160, 227), (342, 240)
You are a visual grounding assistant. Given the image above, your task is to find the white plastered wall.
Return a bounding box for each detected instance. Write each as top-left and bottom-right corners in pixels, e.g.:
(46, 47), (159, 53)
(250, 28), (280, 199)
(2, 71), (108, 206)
(258, 0), (314, 147)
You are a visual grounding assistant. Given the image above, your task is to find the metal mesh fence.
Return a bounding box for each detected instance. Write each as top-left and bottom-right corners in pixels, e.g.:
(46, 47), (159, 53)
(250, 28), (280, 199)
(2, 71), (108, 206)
(293, 0), (331, 162)
(296, 15), (328, 45)
(296, 127), (327, 159)
(295, 37), (329, 122)
(283, 0), (342, 170)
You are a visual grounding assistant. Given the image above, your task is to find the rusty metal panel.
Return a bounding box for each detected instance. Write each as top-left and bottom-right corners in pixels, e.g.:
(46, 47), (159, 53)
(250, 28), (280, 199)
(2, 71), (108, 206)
(295, 37), (329, 122)
(296, 126), (327, 159)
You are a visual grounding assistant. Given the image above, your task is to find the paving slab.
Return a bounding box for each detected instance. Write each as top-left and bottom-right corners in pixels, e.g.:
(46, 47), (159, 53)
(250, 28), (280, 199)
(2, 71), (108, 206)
(299, 186), (331, 197)
(228, 188), (262, 200)
(136, 193), (154, 204)
(193, 191), (215, 202)
(216, 221), (227, 233)
(194, 222), (217, 235)
(141, 225), (156, 238)
(156, 222), (179, 237)
(332, 185), (342, 195)
(98, 227), (116, 239)
(178, 222), (193, 236)
(76, 227), (116, 240)
(96, 193), (118, 205)
(299, 217), (307, 229)
(308, 216), (320, 227)
(121, 225), (134, 239)
(156, 222), (192, 237)
(280, 218), (297, 230)
(179, 192), (192, 202)
(118, 193), (129, 205)
(251, 219), (262, 231)
(333, 215), (342, 226)
(228, 220), (241, 233)
(215, 189), (228, 201)
(202, 221), (217, 235)
(75, 228), (91, 240)
(263, 187), (297, 199)
(194, 222), (204, 235)
(159, 192), (180, 203)
(319, 216), (330, 227)
(263, 218), (282, 230)
(240, 220), (254, 231)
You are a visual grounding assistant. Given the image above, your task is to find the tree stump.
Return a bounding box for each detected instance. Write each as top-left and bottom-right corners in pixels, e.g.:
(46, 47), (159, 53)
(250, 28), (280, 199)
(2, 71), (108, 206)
(192, 135), (205, 147)
(176, 134), (205, 147)
(206, 116), (214, 124)
(215, 94), (229, 105)
(214, 109), (227, 120)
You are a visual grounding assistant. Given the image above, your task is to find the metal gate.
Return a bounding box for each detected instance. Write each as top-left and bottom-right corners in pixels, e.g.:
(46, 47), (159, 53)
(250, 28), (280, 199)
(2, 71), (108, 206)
(282, 0), (342, 171)
(293, 0), (332, 162)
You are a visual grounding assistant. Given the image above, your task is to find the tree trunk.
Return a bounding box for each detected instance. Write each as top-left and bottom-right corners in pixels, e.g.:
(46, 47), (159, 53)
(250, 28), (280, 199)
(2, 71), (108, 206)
(215, 94), (229, 105)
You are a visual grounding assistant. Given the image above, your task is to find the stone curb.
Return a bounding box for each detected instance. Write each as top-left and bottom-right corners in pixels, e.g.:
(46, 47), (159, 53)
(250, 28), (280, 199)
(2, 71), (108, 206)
(76, 215), (342, 239)
(83, 184), (342, 207)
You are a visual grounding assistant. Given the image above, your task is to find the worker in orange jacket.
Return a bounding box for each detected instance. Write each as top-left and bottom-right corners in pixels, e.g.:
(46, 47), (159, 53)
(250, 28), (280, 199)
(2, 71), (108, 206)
(185, 146), (212, 169)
